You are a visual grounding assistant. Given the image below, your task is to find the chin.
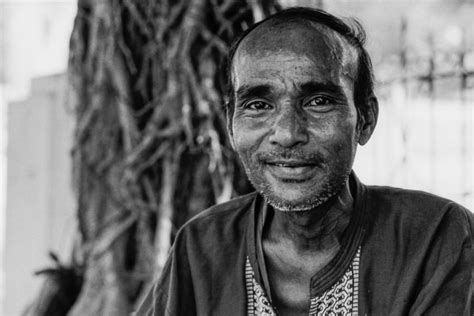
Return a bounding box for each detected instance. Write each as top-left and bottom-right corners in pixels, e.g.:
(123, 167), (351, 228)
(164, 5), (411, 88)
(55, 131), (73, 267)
(262, 190), (333, 212)
(253, 173), (349, 212)
(242, 157), (351, 212)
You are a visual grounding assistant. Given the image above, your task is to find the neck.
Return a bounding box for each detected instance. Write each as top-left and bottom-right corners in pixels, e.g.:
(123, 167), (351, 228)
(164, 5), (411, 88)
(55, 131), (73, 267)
(264, 181), (354, 253)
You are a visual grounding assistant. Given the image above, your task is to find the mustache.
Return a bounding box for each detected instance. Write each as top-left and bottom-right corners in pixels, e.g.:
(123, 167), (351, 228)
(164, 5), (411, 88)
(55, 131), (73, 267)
(255, 150), (325, 166)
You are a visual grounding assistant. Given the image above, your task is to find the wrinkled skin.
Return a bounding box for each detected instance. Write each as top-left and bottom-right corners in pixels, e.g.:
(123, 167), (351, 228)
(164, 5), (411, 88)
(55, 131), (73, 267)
(229, 21), (373, 211)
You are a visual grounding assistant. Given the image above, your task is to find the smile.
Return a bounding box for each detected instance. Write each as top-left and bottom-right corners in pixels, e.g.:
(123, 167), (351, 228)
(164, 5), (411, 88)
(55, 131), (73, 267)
(264, 160), (319, 181)
(267, 160), (313, 167)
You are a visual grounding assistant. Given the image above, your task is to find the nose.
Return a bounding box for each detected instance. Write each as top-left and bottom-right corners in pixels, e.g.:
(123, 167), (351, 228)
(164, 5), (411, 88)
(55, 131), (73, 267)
(268, 108), (308, 148)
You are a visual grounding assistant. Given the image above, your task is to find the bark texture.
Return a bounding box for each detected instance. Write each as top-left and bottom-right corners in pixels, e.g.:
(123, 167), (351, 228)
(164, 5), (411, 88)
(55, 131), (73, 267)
(39, 1), (282, 315)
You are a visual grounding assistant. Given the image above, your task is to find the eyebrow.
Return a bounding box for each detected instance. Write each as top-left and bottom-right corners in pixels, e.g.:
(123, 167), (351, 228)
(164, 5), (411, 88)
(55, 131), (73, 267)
(299, 81), (346, 98)
(234, 81), (347, 101)
(235, 84), (273, 101)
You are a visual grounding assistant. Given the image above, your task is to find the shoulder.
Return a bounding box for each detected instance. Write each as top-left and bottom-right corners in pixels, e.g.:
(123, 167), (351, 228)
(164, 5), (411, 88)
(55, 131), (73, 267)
(356, 184), (473, 314)
(366, 184), (470, 217)
(187, 191), (258, 223)
(173, 191), (258, 249)
(364, 185), (473, 243)
(183, 191), (258, 231)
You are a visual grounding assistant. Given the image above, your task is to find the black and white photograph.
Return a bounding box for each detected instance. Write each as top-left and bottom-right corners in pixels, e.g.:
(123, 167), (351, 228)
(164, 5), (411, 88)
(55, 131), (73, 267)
(0, 0), (473, 315)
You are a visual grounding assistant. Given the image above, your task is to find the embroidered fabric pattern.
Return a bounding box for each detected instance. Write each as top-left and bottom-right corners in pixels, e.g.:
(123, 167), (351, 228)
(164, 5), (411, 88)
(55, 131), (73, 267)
(245, 257), (277, 316)
(246, 247), (361, 316)
(308, 247), (361, 316)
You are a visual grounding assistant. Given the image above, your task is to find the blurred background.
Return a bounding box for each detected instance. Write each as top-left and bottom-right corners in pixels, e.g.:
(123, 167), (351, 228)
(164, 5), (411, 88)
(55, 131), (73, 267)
(0, 0), (472, 315)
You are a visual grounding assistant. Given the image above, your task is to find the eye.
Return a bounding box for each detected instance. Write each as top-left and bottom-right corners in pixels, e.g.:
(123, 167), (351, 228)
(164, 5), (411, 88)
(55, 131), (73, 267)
(305, 96), (332, 107)
(244, 101), (273, 111)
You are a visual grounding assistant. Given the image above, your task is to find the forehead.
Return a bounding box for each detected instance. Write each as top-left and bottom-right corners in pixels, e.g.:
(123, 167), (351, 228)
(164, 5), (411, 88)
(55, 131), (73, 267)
(232, 21), (358, 89)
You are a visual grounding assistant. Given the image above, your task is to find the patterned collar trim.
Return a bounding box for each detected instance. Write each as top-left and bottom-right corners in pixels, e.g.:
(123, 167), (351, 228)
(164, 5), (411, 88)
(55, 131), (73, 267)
(245, 247), (361, 315)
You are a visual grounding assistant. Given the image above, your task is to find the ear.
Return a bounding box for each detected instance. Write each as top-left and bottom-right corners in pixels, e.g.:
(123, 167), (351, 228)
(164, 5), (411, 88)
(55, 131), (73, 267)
(357, 95), (378, 146)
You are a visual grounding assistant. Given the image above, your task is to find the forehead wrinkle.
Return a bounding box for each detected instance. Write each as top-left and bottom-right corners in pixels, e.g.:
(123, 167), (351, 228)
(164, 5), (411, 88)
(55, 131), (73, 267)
(233, 57), (298, 97)
(233, 52), (354, 98)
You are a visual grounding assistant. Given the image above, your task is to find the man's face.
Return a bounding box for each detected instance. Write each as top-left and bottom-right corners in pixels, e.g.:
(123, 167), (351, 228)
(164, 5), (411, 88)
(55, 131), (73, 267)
(229, 22), (362, 211)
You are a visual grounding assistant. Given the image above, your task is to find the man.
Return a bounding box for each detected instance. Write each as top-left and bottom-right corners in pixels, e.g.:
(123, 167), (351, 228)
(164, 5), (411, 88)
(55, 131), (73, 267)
(137, 7), (473, 315)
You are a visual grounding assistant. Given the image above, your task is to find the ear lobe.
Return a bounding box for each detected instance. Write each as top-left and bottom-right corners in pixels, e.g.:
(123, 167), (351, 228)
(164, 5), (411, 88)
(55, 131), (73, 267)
(358, 96), (379, 146)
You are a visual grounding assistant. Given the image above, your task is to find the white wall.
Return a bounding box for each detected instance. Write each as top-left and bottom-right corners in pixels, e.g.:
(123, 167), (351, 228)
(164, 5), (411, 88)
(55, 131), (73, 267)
(5, 73), (76, 316)
(0, 2), (77, 315)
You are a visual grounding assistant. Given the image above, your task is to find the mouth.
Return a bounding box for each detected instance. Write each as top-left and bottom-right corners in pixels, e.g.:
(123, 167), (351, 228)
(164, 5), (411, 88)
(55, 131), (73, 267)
(264, 160), (320, 181)
(266, 160), (315, 167)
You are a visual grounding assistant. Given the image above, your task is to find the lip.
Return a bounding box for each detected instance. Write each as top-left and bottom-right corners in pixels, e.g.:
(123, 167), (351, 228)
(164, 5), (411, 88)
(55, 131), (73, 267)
(264, 160), (318, 180)
(265, 160), (314, 167)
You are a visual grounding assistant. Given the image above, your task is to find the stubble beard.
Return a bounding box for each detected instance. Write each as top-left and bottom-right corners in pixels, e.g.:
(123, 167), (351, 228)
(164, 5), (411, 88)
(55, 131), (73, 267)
(240, 151), (351, 212)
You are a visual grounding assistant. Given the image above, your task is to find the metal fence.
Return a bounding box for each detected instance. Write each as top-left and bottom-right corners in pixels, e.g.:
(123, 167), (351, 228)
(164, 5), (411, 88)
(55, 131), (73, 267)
(355, 20), (473, 210)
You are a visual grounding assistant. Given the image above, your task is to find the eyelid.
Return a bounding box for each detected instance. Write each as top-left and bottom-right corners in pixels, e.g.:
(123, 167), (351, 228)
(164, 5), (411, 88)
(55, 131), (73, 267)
(303, 95), (333, 106)
(240, 98), (271, 108)
(245, 100), (273, 111)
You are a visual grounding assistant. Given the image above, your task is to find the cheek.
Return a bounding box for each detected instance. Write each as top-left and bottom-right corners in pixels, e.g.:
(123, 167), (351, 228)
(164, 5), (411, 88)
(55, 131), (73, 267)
(334, 118), (359, 159)
(309, 115), (359, 157)
(231, 120), (265, 154)
(310, 114), (357, 140)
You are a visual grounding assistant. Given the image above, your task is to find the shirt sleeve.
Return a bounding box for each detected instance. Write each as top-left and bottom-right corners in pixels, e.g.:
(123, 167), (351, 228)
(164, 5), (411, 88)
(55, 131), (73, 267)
(134, 229), (196, 316)
(409, 206), (473, 315)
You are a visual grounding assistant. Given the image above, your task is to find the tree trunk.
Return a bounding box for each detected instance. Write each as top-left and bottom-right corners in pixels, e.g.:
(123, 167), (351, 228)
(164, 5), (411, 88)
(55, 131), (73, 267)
(26, 1), (281, 315)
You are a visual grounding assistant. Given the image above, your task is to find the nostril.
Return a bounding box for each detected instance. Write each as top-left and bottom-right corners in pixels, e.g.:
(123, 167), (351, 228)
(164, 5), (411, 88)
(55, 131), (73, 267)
(269, 118), (308, 147)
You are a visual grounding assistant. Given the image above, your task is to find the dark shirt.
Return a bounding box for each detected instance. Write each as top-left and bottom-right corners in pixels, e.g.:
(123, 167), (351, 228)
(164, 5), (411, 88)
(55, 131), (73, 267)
(136, 173), (474, 315)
